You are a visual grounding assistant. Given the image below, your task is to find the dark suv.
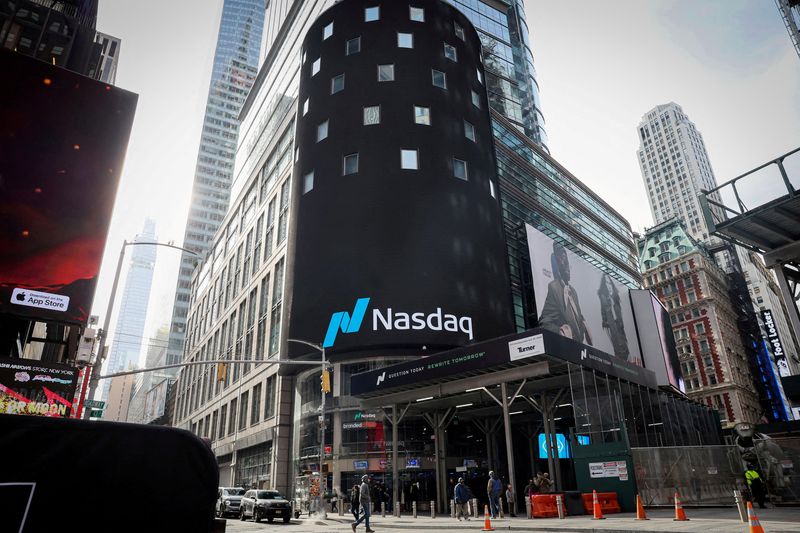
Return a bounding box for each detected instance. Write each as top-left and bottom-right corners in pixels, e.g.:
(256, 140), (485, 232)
(239, 489), (292, 523)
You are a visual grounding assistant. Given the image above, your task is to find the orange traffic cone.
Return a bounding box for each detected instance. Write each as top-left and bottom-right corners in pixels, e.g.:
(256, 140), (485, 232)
(747, 501), (765, 533)
(635, 494), (649, 520)
(592, 490), (605, 520)
(482, 504), (495, 531)
(673, 492), (689, 521)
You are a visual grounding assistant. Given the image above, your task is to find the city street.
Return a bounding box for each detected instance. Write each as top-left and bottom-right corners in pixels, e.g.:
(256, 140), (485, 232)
(222, 506), (800, 533)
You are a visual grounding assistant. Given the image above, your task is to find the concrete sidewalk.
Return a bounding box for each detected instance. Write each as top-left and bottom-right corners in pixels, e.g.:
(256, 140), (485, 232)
(324, 506), (800, 532)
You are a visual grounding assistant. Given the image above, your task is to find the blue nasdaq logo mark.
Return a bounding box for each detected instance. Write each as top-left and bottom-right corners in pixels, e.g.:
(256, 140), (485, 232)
(323, 297), (371, 348)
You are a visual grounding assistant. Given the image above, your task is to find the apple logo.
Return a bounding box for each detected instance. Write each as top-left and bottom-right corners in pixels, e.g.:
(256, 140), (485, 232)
(15, 292), (26, 302)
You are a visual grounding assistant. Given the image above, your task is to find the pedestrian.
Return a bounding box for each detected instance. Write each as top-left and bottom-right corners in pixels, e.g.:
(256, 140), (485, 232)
(409, 482), (418, 511)
(539, 473), (553, 493)
(350, 483), (361, 521)
(352, 475), (375, 532)
(505, 484), (516, 517)
(454, 477), (471, 521)
(486, 471), (502, 519)
(745, 464), (767, 509)
(523, 478), (534, 499)
(331, 490), (339, 513)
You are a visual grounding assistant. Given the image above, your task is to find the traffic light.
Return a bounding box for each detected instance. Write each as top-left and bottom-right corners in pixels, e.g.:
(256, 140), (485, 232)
(321, 369), (331, 393)
(217, 362), (227, 382)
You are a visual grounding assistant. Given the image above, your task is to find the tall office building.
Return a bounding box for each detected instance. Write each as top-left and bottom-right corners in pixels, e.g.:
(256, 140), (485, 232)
(93, 31), (121, 84)
(174, 0), (644, 496)
(166, 0), (265, 370)
(636, 103), (796, 421)
(776, 0), (800, 59)
(101, 219), (157, 403)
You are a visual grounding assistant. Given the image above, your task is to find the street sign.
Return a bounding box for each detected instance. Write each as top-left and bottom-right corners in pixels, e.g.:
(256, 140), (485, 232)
(84, 400), (105, 410)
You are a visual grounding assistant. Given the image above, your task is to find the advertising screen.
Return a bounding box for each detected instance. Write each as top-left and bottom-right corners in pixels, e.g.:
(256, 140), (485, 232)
(525, 225), (642, 365)
(537, 433), (590, 459)
(143, 378), (170, 424)
(0, 50), (137, 325)
(630, 289), (684, 391)
(0, 358), (79, 417)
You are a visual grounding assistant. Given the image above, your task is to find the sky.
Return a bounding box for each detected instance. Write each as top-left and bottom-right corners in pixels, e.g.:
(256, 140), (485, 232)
(91, 0), (800, 362)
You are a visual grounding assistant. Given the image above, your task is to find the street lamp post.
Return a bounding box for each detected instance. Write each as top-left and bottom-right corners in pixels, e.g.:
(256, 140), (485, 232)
(84, 239), (199, 417)
(288, 338), (327, 520)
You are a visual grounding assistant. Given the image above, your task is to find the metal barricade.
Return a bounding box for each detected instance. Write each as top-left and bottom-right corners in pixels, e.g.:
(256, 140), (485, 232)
(752, 437), (800, 505)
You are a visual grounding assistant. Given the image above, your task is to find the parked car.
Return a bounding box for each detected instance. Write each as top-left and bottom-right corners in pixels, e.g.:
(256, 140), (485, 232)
(239, 489), (292, 523)
(216, 487), (246, 518)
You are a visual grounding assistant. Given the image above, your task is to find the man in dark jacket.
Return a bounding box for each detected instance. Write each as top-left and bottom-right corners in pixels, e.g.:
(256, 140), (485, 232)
(454, 478), (470, 521)
(352, 475), (374, 532)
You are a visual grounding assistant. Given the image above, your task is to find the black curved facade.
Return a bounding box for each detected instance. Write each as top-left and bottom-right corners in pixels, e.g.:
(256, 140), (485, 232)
(288, 0), (514, 357)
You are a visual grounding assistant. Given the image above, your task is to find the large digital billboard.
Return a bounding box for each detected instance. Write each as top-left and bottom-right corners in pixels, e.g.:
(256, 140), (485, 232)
(0, 358), (79, 418)
(630, 289), (684, 391)
(525, 224), (643, 365)
(0, 50), (137, 325)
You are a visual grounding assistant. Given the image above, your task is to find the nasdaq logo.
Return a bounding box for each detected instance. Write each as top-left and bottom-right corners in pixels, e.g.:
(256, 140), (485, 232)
(323, 298), (371, 348)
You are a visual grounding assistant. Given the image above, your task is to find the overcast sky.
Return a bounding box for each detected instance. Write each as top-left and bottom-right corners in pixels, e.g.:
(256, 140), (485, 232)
(92, 0), (800, 360)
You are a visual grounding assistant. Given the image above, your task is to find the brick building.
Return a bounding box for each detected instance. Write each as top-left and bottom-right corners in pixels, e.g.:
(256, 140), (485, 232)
(638, 219), (762, 426)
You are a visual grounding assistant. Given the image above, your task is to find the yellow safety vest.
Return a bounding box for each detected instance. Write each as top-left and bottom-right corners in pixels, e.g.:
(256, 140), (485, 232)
(745, 470), (760, 485)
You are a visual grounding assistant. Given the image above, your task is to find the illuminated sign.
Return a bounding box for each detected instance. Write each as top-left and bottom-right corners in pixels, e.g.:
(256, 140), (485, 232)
(761, 309), (790, 377)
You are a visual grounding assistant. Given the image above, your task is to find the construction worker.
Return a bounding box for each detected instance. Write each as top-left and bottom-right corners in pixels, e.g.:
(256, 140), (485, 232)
(745, 464), (767, 509)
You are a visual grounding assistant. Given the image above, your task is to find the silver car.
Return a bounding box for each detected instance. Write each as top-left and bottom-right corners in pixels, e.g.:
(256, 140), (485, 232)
(216, 487), (246, 518)
(239, 489), (292, 523)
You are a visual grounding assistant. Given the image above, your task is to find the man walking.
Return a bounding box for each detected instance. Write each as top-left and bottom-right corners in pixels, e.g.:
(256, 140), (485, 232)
(352, 475), (374, 532)
(486, 471), (502, 519)
(454, 478), (470, 521)
(505, 484), (516, 517)
(745, 464), (767, 509)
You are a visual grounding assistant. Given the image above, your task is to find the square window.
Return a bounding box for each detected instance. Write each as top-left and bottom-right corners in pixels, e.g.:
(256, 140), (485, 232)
(454, 22), (465, 40)
(317, 120), (328, 142)
(414, 106), (430, 125)
(378, 64), (394, 82)
(365, 6), (380, 22)
(398, 32), (413, 48)
(453, 158), (468, 180)
(331, 73), (345, 94)
(343, 153), (359, 175)
(311, 58), (321, 76)
(401, 149), (418, 170)
(302, 98), (309, 116)
(444, 43), (457, 62)
(302, 171), (314, 194)
(464, 120), (476, 141)
(410, 6), (424, 22)
(432, 69), (446, 89)
(346, 36), (361, 55)
(363, 105), (380, 125)
(489, 180), (496, 198)
(322, 22), (333, 40)
(471, 90), (480, 108)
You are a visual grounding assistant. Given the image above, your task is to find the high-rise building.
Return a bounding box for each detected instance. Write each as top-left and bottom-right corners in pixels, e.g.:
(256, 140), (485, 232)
(173, 0), (657, 497)
(636, 103), (796, 421)
(127, 326), (169, 424)
(93, 31), (121, 84)
(101, 219), (157, 403)
(776, 0), (800, 59)
(166, 0), (266, 371)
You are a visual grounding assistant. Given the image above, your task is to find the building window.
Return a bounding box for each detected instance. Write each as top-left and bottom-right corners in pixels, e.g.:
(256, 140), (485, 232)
(398, 32), (413, 48)
(264, 374), (276, 419)
(444, 43), (457, 62)
(414, 105), (430, 125)
(699, 339), (710, 353)
(454, 22), (465, 40)
(477, 68), (483, 84)
(317, 120), (328, 142)
(322, 22), (333, 40)
(238, 391), (249, 431)
(346, 37), (361, 55)
(471, 90), (480, 108)
(489, 180), (496, 198)
(311, 58), (320, 76)
(464, 120), (476, 141)
(401, 149), (418, 170)
(343, 153), (359, 175)
(302, 98), (309, 116)
(378, 64), (394, 82)
(365, 6), (380, 22)
(218, 404), (227, 439)
(250, 383), (262, 425)
(331, 73), (345, 94)
(432, 69), (446, 89)
(363, 105), (380, 125)
(302, 171), (314, 194)
(228, 398), (237, 435)
(695, 322), (705, 334)
(410, 6), (424, 22)
(453, 158), (468, 180)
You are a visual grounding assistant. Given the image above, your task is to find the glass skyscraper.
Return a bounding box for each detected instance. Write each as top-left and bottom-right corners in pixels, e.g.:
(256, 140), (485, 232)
(166, 0), (265, 370)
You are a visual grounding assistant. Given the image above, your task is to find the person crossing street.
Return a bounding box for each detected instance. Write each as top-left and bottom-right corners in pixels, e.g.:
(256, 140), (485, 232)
(352, 475), (375, 532)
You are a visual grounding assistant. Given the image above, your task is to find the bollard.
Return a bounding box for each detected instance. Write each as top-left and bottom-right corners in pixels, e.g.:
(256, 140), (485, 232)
(734, 490), (747, 523)
(338, 502), (344, 517)
(472, 498), (479, 518)
(381, 501), (386, 518)
(431, 500), (436, 518)
(395, 501), (401, 517)
(413, 500), (418, 518)
(556, 494), (565, 519)
(525, 497), (532, 519)
(450, 499), (455, 518)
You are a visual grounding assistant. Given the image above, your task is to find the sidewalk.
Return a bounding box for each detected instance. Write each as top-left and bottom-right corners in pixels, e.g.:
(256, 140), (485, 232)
(324, 506), (800, 532)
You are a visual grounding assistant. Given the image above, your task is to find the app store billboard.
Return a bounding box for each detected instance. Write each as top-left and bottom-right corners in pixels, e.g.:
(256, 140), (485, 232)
(525, 224), (642, 366)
